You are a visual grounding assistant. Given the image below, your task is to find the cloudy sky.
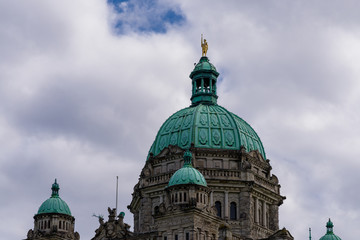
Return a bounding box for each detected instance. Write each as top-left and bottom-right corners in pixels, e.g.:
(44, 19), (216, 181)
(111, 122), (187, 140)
(1, 0), (359, 239)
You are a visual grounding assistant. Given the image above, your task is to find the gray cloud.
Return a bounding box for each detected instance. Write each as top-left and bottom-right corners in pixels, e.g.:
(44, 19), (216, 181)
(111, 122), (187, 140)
(0, 0), (359, 240)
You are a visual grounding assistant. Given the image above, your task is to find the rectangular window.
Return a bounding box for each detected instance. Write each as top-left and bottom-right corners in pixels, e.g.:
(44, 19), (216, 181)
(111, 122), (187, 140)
(164, 237), (167, 240)
(186, 233), (190, 240)
(175, 235), (178, 240)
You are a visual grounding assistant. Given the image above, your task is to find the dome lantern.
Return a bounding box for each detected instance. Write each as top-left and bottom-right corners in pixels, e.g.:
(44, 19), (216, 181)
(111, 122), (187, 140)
(51, 178), (59, 197)
(319, 219), (342, 240)
(190, 37), (219, 106)
(190, 56), (219, 106)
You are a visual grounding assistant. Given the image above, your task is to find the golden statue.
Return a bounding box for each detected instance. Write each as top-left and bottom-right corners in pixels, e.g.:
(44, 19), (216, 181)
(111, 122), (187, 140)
(201, 34), (208, 56)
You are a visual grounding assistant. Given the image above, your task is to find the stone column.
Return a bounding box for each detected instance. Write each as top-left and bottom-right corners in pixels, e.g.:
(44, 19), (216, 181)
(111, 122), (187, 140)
(224, 191), (229, 219)
(190, 229), (196, 240)
(269, 204), (279, 230)
(210, 192), (213, 205)
(255, 197), (259, 223)
(262, 201), (266, 227)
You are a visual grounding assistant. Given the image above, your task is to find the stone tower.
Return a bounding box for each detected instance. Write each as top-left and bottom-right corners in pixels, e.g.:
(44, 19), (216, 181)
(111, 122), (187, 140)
(128, 52), (290, 239)
(26, 179), (80, 240)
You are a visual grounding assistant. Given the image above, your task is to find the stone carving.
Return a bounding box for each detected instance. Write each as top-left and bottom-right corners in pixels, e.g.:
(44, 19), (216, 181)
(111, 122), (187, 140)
(92, 208), (132, 240)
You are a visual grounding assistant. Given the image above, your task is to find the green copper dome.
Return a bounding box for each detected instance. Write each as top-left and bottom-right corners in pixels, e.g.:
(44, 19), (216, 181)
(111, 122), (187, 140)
(149, 104), (266, 159)
(191, 56), (218, 73)
(168, 150), (207, 187)
(319, 219), (342, 240)
(37, 179), (72, 216)
(148, 56), (266, 160)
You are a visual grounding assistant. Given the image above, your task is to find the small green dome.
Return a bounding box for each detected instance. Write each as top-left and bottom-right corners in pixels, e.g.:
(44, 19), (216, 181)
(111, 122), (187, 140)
(168, 151), (207, 187)
(37, 179), (72, 216)
(190, 56), (218, 75)
(319, 219), (342, 240)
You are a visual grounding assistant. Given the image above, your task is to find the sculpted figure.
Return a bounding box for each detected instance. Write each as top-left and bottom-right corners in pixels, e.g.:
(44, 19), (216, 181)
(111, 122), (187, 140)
(201, 34), (208, 56)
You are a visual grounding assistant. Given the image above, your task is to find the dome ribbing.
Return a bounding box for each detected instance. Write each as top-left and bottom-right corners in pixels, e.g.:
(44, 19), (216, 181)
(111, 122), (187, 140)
(37, 179), (72, 216)
(168, 150), (207, 187)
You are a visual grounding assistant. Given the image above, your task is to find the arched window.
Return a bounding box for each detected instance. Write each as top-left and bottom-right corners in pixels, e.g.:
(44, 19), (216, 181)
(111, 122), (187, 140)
(184, 192), (187, 202)
(215, 201), (222, 217)
(175, 193), (178, 202)
(154, 206), (159, 215)
(48, 220), (50, 229)
(196, 193), (199, 202)
(59, 221), (61, 229)
(179, 193), (182, 202)
(230, 202), (237, 220)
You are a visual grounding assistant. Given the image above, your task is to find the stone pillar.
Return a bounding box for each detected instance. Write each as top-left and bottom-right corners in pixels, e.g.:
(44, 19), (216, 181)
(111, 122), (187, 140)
(190, 229), (196, 240)
(269, 204), (279, 230)
(210, 192), (213, 205)
(262, 201), (266, 227)
(255, 197), (259, 223)
(224, 191), (229, 219)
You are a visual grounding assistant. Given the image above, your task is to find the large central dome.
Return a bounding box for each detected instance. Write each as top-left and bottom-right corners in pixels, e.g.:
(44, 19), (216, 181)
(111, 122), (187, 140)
(148, 56), (266, 160)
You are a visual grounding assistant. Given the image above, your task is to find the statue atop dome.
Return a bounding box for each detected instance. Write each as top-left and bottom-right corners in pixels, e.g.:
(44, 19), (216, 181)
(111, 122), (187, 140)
(201, 34), (208, 56)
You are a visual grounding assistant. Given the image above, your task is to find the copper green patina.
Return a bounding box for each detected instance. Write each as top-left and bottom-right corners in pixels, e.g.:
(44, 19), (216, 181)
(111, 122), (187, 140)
(168, 150), (207, 187)
(148, 56), (266, 160)
(37, 179), (72, 216)
(319, 219), (342, 240)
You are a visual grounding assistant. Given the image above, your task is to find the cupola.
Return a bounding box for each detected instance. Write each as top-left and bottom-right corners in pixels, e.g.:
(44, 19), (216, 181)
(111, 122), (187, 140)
(319, 219), (342, 240)
(26, 179), (79, 240)
(37, 179), (72, 216)
(167, 150), (209, 207)
(190, 56), (219, 106)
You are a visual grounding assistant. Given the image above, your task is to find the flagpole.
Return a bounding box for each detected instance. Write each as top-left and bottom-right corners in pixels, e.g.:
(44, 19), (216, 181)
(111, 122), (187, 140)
(116, 176), (119, 217)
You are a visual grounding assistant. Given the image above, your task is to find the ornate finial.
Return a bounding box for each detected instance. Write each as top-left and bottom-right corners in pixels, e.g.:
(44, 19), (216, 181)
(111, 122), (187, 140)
(326, 218), (334, 233)
(183, 150), (193, 166)
(118, 211), (125, 218)
(51, 179), (60, 197)
(201, 34), (208, 57)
